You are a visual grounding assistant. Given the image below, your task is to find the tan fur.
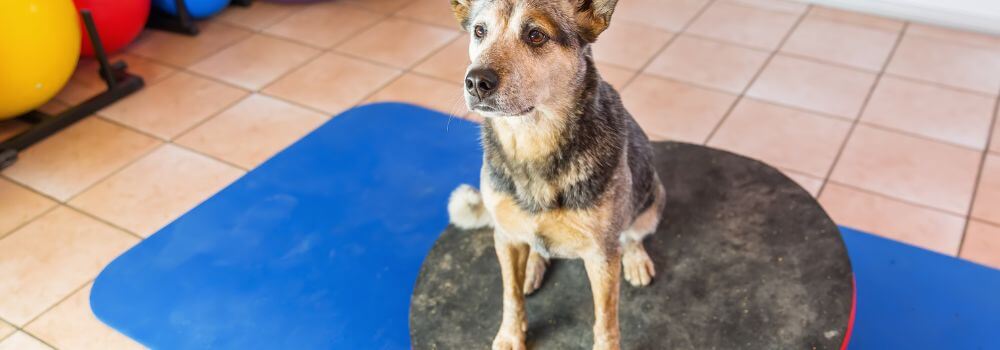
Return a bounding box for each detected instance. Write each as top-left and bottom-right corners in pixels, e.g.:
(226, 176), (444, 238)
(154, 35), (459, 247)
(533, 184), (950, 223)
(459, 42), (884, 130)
(621, 178), (665, 242)
(575, 0), (618, 42)
(490, 115), (565, 162)
(450, 0), (471, 25)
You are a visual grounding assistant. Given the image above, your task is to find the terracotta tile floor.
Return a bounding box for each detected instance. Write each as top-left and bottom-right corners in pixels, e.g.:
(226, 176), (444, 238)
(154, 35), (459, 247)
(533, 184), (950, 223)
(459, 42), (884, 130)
(1, 0), (999, 348)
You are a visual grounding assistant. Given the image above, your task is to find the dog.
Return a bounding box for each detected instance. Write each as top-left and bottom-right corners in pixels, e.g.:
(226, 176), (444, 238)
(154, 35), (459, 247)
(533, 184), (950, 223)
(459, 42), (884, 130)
(445, 0), (666, 349)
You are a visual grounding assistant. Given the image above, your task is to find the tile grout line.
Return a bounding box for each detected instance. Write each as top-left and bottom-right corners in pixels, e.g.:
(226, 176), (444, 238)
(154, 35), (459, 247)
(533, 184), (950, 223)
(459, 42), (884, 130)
(800, 7), (906, 33)
(254, 7), (401, 93)
(260, 24), (462, 113)
(617, 0), (718, 92)
(2, 7), (409, 234)
(8, 279), (93, 350)
(879, 72), (1000, 98)
(957, 85), (1000, 254)
(0, 138), (159, 241)
(408, 70), (464, 88)
(853, 120), (991, 152)
(218, 2), (307, 34)
(170, 142), (251, 172)
(66, 205), (148, 241)
(11, 8), (450, 245)
(337, 28), (464, 114)
(338, 0), (410, 16)
(168, 93), (258, 149)
(656, 30), (925, 80)
(20, 279), (95, 332)
(408, 33), (465, 79)
(719, 0), (808, 15)
(826, 179), (974, 218)
(114, 10), (463, 119)
(131, 20), (258, 70)
(18, 331), (58, 350)
(252, 30), (329, 51)
(625, 68), (988, 150)
(702, 4), (812, 145)
(0, 18), (306, 246)
(194, 42), (329, 92)
(814, 22), (909, 198)
(219, 12), (995, 140)
(246, 1), (397, 52)
(391, 11), (466, 32)
(0, 315), (17, 335)
(13, 164), (155, 240)
(633, 71), (990, 151)
(901, 23), (1000, 56)
(0, 203), (59, 242)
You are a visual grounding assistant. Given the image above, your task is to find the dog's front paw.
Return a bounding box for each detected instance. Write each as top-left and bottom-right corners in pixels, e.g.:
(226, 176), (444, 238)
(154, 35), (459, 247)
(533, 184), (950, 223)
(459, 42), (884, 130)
(593, 331), (621, 350)
(593, 338), (621, 350)
(492, 329), (526, 350)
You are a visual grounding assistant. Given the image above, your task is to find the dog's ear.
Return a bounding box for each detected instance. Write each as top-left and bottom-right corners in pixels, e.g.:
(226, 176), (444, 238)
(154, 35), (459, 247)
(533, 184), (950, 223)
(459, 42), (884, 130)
(451, 0), (474, 30)
(575, 0), (618, 42)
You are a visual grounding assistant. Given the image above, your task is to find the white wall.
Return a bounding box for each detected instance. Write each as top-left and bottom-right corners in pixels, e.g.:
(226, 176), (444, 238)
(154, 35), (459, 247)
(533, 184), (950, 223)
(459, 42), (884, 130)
(805, 0), (1000, 35)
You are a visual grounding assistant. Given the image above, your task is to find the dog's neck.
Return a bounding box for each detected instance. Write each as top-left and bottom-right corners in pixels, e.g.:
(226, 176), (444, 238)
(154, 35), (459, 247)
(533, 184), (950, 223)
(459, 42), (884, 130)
(480, 50), (627, 213)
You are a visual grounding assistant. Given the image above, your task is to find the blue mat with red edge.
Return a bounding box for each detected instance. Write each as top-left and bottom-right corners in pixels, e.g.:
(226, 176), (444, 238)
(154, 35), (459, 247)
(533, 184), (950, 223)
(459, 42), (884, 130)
(90, 103), (1000, 349)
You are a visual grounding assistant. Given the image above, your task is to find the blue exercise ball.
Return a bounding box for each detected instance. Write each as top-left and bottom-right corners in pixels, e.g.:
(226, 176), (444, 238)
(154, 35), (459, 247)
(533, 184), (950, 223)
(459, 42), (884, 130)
(153, 0), (227, 19)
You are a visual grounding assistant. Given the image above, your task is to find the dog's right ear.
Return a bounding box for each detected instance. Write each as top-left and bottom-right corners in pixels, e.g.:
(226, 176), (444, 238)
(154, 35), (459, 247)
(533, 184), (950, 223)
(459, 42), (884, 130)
(451, 0), (473, 30)
(576, 0), (619, 42)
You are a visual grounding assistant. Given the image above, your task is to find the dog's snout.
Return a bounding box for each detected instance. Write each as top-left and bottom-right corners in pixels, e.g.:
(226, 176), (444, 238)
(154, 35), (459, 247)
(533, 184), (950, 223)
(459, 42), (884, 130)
(465, 68), (499, 99)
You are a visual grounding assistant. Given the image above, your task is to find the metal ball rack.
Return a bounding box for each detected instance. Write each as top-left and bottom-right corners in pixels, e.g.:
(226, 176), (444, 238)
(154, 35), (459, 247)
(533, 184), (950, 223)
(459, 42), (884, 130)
(0, 10), (144, 170)
(0, 0), (255, 170)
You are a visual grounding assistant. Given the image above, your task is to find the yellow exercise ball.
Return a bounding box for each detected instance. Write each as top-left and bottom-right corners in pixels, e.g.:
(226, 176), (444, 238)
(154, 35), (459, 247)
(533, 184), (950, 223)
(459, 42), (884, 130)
(0, 0), (81, 119)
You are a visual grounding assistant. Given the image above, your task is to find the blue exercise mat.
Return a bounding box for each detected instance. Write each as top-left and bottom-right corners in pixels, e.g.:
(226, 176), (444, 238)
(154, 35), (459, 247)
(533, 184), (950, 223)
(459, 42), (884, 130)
(91, 103), (482, 349)
(842, 227), (1000, 350)
(90, 103), (1000, 349)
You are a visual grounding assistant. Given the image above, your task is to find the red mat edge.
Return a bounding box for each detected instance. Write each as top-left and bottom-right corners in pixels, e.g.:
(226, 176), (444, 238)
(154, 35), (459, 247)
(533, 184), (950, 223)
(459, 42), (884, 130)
(840, 277), (857, 350)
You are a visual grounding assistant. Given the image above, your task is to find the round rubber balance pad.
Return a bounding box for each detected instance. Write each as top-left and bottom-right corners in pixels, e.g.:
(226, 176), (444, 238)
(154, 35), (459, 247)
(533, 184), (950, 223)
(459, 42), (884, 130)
(410, 142), (854, 349)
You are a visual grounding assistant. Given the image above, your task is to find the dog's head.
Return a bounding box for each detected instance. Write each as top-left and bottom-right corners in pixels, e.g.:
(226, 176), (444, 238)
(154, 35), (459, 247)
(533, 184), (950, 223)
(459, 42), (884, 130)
(451, 0), (618, 117)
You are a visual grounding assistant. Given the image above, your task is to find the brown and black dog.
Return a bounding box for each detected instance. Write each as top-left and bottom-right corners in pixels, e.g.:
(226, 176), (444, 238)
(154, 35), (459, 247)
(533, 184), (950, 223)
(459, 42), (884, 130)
(445, 1), (666, 349)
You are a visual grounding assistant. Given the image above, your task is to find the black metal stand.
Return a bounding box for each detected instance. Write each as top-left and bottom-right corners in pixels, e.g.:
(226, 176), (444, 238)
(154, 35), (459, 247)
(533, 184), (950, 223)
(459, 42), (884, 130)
(146, 0), (254, 36)
(146, 0), (199, 35)
(0, 10), (145, 170)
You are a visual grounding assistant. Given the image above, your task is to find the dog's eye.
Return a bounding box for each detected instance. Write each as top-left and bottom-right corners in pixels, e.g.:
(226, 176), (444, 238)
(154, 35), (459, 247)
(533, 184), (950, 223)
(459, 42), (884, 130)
(526, 29), (548, 45)
(474, 25), (487, 39)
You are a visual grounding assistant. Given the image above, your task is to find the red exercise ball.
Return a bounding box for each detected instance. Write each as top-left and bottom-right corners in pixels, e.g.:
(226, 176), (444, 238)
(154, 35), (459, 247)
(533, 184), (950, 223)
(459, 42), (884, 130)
(73, 0), (151, 56)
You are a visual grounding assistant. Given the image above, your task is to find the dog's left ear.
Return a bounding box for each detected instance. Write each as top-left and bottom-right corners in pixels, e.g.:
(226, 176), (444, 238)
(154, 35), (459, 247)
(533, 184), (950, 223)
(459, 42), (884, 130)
(575, 0), (618, 42)
(451, 0), (474, 30)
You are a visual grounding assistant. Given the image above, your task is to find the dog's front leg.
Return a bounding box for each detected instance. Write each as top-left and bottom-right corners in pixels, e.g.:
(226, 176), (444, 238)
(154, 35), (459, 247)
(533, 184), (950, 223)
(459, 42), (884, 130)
(584, 249), (622, 350)
(493, 231), (529, 350)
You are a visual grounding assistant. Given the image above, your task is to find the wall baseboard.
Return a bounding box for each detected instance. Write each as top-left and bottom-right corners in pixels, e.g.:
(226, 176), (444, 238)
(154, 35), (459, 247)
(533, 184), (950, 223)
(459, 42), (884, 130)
(803, 0), (1000, 35)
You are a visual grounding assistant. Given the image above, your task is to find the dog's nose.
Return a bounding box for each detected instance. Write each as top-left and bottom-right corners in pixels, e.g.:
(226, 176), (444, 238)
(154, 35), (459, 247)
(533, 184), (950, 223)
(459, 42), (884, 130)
(465, 68), (499, 99)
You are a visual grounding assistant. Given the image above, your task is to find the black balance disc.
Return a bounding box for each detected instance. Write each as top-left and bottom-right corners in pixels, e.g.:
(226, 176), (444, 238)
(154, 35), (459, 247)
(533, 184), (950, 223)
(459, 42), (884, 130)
(410, 142), (854, 350)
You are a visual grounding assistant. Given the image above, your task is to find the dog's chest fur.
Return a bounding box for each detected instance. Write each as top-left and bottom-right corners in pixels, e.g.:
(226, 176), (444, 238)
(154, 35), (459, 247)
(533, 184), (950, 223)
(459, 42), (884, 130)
(481, 108), (628, 256)
(482, 107), (624, 215)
